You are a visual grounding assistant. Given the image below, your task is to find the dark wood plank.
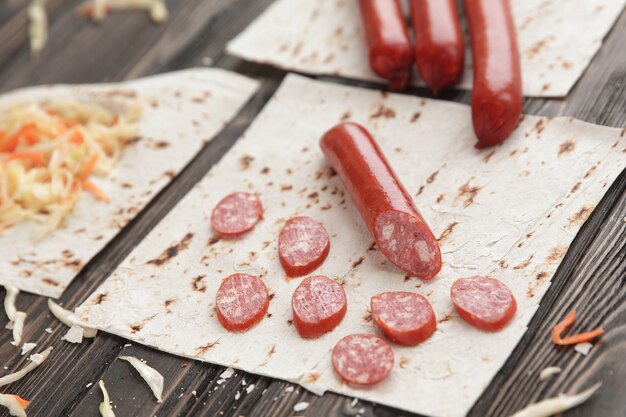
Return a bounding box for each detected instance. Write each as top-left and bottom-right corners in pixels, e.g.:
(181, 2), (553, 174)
(0, 2), (624, 417)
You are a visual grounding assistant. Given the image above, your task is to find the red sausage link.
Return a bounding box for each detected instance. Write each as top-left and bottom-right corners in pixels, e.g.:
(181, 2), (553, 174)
(464, 0), (522, 148)
(371, 291), (436, 346)
(332, 333), (394, 385)
(215, 273), (269, 332)
(211, 192), (263, 238)
(451, 276), (517, 331)
(278, 216), (330, 277)
(291, 276), (347, 338)
(358, 0), (414, 91)
(320, 122), (442, 280)
(409, 0), (464, 93)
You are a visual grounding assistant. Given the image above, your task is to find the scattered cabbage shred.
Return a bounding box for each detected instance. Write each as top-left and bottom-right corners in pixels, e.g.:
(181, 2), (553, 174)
(119, 356), (164, 402)
(80, 0), (169, 23)
(0, 347), (52, 387)
(2, 283), (27, 345)
(0, 99), (140, 239)
(0, 394), (29, 417)
(28, 0), (48, 54)
(48, 299), (98, 339)
(510, 382), (602, 417)
(539, 366), (562, 381)
(98, 380), (116, 417)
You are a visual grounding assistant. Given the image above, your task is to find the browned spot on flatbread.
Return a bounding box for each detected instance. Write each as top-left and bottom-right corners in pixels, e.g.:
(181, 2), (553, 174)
(42, 278), (60, 287)
(416, 185), (425, 196)
(438, 311), (454, 324)
(62, 250), (73, 258)
(457, 179), (483, 208)
(195, 340), (220, 355)
(524, 36), (555, 59)
(239, 155), (254, 170)
(438, 222), (458, 242)
(363, 312), (373, 322)
(93, 293), (108, 305)
(482, 150), (496, 163)
(307, 191), (319, 202)
(410, 112), (421, 123)
(265, 344), (277, 360)
(105, 90), (137, 98)
(368, 241), (377, 251)
(513, 255), (534, 270)
(399, 356), (411, 369)
(280, 184), (293, 191)
(260, 167), (270, 175)
(584, 164), (598, 179)
(570, 182), (582, 194)
(124, 136), (142, 145)
(340, 111), (351, 121)
(320, 203), (332, 210)
(287, 319), (294, 326)
(147, 232), (194, 266)
(207, 236), (220, 246)
(436, 193), (445, 204)
(302, 372), (320, 383)
(154, 141), (170, 149)
(292, 41), (303, 56)
(568, 205), (593, 226)
(499, 260), (509, 269)
(427, 167), (443, 184)
(191, 275), (206, 292)
(534, 119), (546, 134)
(536, 271), (549, 282)
(558, 140), (576, 156)
(164, 298), (176, 313)
(546, 245), (568, 263)
(352, 256), (365, 268)
(369, 104), (396, 119)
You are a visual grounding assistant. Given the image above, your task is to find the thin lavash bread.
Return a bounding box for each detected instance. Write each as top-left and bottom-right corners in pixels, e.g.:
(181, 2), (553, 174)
(226, 0), (626, 97)
(77, 74), (626, 417)
(0, 69), (258, 298)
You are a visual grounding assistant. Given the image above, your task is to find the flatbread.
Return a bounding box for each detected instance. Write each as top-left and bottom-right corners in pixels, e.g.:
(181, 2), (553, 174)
(76, 74), (626, 417)
(226, 0), (626, 97)
(0, 69), (258, 298)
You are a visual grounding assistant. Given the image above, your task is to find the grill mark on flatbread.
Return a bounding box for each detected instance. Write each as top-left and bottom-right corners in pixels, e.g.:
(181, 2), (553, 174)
(147, 232), (194, 266)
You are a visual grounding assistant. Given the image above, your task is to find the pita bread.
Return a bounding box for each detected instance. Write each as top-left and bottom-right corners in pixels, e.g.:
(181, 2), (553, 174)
(77, 74), (626, 417)
(0, 69), (258, 298)
(227, 0), (626, 97)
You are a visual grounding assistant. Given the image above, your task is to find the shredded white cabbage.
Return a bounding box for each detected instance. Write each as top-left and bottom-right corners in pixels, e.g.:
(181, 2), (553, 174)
(81, 0), (169, 23)
(98, 380), (116, 417)
(0, 346), (52, 387)
(574, 342), (593, 356)
(539, 366), (562, 381)
(2, 284), (27, 345)
(48, 299), (98, 339)
(0, 99), (141, 240)
(119, 356), (163, 402)
(510, 382), (601, 417)
(20, 343), (36, 356)
(28, 0), (48, 55)
(0, 394), (28, 417)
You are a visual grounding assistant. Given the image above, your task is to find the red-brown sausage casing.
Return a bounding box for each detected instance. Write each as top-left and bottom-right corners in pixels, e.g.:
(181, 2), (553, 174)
(320, 122), (442, 280)
(465, 0), (522, 148)
(358, 0), (415, 91)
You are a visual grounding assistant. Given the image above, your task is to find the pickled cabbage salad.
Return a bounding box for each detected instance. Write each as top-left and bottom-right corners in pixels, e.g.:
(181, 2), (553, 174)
(0, 99), (141, 239)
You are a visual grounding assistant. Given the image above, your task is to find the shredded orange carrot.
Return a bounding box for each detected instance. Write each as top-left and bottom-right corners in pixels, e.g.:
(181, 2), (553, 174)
(110, 116), (119, 126)
(83, 180), (109, 201)
(79, 155), (98, 180)
(0, 132), (19, 153)
(7, 394), (30, 409)
(551, 310), (605, 346)
(6, 152), (46, 166)
(20, 124), (39, 146)
(70, 129), (84, 145)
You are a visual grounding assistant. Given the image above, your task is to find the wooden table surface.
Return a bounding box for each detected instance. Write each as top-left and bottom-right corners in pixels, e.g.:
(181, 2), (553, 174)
(0, 1), (625, 416)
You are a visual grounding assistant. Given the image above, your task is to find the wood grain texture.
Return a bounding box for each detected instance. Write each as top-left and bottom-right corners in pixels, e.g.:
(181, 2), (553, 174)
(0, 1), (624, 417)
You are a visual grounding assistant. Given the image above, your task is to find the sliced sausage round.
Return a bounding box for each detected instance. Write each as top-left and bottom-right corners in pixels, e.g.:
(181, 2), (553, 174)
(451, 276), (517, 332)
(292, 276), (347, 339)
(370, 291), (436, 346)
(278, 216), (330, 277)
(215, 273), (269, 332)
(332, 333), (394, 385)
(210, 192), (263, 237)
